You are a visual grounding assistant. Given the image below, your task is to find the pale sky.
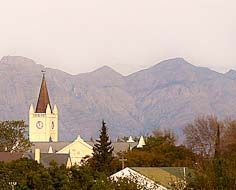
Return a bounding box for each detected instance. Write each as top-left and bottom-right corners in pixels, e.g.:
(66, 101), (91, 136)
(0, 0), (235, 75)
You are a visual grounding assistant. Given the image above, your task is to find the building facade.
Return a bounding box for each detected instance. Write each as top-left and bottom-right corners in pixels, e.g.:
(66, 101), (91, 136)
(29, 74), (58, 142)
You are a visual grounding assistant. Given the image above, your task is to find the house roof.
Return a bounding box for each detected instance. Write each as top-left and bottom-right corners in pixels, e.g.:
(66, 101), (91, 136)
(23, 152), (70, 168)
(87, 141), (138, 155)
(31, 142), (71, 153)
(35, 74), (51, 113)
(131, 167), (189, 188)
(31, 141), (138, 155)
(40, 153), (70, 168)
(0, 152), (24, 162)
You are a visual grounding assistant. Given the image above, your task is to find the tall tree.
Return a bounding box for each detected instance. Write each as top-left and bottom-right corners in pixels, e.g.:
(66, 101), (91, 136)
(92, 120), (114, 174)
(0, 120), (31, 152)
(222, 119), (236, 153)
(183, 115), (224, 157)
(184, 116), (236, 189)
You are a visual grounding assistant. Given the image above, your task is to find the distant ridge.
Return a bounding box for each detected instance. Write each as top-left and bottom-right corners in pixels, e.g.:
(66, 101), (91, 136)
(1, 56), (236, 141)
(225, 69), (236, 80)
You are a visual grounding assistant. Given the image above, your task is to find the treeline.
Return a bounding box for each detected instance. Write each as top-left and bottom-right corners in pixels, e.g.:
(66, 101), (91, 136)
(0, 158), (142, 190)
(120, 115), (236, 189)
(0, 116), (236, 189)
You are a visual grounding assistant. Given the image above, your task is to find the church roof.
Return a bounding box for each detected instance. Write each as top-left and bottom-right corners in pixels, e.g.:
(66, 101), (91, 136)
(35, 74), (51, 113)
(31, 141), (138, 155)
(31, 142), (71, 153)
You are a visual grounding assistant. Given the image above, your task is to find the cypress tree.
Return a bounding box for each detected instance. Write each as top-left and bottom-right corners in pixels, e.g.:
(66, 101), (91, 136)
(92, 120), (114, 174)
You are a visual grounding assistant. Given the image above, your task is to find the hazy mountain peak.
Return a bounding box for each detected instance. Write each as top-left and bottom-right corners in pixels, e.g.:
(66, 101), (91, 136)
(0, 56), (36, 65)
(162, 57), (187, 63)
(0, 56), (44, 74)
(152, 57), (193, 69)
(92, 65), (122, 76)
(225, 69), (236, 79)
(76, 65), (124, 87)
(226, 69), (236, 74)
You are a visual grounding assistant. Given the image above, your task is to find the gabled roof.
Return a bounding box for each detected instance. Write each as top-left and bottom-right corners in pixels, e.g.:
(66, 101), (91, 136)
(58, 136), (93, 153)
(35, 74), (51, 113)
(0, 152), (24, 162)
(111, 167), (190, 189)
(110, 167), (166, 190)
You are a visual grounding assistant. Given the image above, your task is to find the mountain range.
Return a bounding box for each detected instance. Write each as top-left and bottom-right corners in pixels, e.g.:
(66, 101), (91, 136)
(1, 56), (236, 141)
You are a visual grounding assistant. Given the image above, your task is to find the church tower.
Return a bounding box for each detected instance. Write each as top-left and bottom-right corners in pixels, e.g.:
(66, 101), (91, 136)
(29, 73), (58, 142)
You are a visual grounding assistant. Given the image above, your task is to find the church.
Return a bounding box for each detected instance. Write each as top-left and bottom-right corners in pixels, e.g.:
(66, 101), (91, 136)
(29, 73), (144, 166)
(29, 73), (58, 142)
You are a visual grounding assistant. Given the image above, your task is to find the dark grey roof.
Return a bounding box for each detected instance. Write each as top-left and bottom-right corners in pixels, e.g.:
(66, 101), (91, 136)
(31, 142), (71, 153)
(23, 152), (70, 168)
(87, 141), (138, 155)
(41, 153), (70, 168)
(31, 141), (138, 156)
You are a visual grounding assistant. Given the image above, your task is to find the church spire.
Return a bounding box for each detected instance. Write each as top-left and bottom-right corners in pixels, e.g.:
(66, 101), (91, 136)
(35, 72), (51, 113)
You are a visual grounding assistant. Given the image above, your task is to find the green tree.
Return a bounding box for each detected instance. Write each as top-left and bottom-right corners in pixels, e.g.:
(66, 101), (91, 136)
(123, 133), (196, 168)
(48, 161), (70, 189)
(68, 165), (94, 190)
(0, 120), (31, 152)
(92, 120), (114, 174)
(3, 158), (53, 189)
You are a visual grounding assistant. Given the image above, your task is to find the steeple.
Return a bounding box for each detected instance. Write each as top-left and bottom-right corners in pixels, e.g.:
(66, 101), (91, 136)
(35, 73), (51, 113)
(29, 71), (58, 142)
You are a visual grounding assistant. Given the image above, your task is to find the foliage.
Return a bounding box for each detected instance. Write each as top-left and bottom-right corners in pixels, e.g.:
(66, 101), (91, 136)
(48, 161), (70, 189)
(184, 116), (236, 189)
(183, 115), (224, 157)
(91, 120), (114, 174)
(186, 157), (236, 190)
(0, 158), (53, 190)
(68, 165), (95, 189)
(0, 158), (142, 190)
(1, 116), (235, 189)
(124, 132), (196, 168)
(0, 120), (31, 152)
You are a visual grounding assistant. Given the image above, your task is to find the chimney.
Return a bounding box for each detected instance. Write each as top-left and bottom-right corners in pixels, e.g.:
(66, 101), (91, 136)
(35, 148), (41, 163)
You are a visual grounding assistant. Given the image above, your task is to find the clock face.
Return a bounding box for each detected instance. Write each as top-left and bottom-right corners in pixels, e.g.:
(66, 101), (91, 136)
(36, 121), (43, 129)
